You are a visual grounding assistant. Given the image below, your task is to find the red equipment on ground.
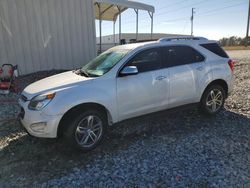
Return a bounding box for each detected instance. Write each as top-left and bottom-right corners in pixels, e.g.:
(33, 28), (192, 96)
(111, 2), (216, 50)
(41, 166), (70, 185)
(0, 64), (18, 95)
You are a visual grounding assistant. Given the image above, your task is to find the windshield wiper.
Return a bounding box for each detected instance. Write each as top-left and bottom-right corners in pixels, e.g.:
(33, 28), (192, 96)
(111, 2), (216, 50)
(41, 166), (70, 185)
(80, 69), (89, 77)
(75, 69), (101, 78)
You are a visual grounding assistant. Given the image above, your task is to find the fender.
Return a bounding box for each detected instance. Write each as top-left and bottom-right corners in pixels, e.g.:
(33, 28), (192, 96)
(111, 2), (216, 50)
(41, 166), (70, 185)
(42, 78), (119, 123)
(199, 64), (231, 100)
(197, 68), (214, 99)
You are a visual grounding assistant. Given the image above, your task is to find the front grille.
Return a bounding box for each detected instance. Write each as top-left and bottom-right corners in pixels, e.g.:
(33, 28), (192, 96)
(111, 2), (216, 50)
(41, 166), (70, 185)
(20, 107), (25, 119)
(20, 94), (28, 102)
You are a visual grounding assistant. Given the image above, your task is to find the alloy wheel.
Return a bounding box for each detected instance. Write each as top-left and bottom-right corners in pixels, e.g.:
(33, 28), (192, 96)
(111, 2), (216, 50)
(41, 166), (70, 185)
(206, 89), (223, 113)
(75, 115), (103, 148)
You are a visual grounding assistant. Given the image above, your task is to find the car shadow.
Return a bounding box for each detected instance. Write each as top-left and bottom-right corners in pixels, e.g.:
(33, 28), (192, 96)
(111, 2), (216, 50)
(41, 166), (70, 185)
(0, 107), (250, 185)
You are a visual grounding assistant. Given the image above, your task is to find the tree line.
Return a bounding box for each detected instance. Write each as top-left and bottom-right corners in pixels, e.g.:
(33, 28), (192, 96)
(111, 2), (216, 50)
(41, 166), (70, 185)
(219, 36), (248, 46)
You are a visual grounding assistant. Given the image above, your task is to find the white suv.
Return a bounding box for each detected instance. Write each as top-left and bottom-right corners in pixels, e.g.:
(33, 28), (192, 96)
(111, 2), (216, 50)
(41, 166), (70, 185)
(19, 37), (235, 151)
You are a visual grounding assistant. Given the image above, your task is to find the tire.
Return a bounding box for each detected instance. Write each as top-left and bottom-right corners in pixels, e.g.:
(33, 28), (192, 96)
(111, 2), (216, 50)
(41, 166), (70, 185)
(200, 85), (226, 115)
(64, 109), (107, 152)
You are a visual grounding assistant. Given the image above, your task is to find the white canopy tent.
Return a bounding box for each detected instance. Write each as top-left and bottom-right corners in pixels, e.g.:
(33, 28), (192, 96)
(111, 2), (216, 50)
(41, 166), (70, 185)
(94, 0), (155, 52)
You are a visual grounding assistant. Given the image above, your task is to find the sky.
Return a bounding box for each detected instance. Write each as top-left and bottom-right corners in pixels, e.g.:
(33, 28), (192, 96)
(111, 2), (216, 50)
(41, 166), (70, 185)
(96, 0), (248, 40)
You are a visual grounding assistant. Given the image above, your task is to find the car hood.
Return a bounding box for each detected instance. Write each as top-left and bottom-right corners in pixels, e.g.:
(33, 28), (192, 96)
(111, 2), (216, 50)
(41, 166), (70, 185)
(22, 71), (93, 99)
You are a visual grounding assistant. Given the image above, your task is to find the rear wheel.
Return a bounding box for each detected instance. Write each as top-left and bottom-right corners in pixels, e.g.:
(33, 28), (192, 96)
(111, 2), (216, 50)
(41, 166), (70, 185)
(200, 85), (226, 115)
(64, 110), (107, 151)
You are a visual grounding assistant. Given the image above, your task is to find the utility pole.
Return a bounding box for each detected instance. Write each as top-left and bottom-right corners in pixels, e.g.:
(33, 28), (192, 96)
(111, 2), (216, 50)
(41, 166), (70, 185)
(246, 0), (250, 46)
(191, 8), (195, 36)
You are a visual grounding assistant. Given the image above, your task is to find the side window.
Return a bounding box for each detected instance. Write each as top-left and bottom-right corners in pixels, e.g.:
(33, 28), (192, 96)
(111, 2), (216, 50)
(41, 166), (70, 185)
(127, 48), (162, 73)
(164, 46), (205, 68)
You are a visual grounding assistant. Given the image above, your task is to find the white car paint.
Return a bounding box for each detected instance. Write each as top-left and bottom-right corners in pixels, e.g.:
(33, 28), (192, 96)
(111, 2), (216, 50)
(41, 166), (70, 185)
(19, 37), (234, 138)
(117, 68), (169, 120)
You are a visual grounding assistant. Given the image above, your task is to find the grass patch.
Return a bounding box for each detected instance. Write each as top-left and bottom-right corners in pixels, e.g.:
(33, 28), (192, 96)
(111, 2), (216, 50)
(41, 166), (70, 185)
(223, 46), (250, 51)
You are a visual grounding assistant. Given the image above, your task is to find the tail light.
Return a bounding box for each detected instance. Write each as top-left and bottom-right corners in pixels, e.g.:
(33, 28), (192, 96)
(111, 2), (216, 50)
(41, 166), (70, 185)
(228, 59), (236, 72)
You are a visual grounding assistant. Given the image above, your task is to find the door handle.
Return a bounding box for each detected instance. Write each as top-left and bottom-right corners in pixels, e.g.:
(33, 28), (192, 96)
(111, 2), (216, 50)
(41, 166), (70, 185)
(156, 76), (167, 81)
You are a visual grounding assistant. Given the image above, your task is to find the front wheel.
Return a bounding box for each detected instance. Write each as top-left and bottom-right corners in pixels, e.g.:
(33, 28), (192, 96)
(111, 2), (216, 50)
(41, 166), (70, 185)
(64, 110), (107, 151)
(200, 85), (226, 115)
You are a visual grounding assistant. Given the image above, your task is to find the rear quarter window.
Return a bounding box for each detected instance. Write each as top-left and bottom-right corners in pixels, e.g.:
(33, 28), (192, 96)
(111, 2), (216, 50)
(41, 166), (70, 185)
(200, 43), (229, 58)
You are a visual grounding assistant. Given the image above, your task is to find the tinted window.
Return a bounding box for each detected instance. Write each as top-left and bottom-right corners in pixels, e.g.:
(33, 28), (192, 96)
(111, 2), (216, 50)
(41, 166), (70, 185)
(163, 46), (205, 67)
(200, 43), (228, 58)
(127, 48), (162, 73)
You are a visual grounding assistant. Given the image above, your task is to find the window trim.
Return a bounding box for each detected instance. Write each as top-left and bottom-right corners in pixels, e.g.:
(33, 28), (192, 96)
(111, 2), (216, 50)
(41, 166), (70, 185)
(117, 47), (164, 77)
(162, 44), (206, 68)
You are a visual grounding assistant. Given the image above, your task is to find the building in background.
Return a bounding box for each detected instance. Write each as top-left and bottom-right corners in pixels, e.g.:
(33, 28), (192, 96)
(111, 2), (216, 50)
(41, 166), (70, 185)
(0, 0), (96, 75)
(96, 33), (188, 52)
(0, 0), (155, 75)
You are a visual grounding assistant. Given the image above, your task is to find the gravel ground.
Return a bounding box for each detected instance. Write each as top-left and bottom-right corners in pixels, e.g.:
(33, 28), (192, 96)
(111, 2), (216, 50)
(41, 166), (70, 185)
(0, 51), (249, 187)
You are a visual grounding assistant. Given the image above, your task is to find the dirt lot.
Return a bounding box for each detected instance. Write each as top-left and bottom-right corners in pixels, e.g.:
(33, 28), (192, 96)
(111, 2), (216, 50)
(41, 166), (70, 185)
(223, 46), (250, 51)
(0, 51), (250, 187)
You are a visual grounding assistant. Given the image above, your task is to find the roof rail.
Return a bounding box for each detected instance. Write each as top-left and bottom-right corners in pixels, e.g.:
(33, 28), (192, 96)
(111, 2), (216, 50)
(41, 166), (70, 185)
(158, 36), (208, 42)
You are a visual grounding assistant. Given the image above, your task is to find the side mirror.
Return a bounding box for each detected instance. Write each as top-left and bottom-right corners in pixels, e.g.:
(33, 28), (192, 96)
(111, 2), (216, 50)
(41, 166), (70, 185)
(120, 66), (138, 76)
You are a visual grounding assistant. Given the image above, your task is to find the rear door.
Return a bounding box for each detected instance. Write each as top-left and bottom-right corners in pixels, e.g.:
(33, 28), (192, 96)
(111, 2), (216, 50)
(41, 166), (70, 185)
(163, 45), (205, 108)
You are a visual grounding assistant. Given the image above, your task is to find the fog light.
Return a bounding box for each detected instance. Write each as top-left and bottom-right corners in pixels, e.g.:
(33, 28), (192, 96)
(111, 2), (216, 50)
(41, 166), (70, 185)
(30, 122), (47, 132)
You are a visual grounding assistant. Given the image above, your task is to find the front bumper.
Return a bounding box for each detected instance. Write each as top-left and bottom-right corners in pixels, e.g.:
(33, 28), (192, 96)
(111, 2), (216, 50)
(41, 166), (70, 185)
(18, 99), (62, 138)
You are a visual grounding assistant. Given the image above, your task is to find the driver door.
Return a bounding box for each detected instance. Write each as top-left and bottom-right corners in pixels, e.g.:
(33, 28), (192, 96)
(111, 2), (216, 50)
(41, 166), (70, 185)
(116, 47), (169, 121)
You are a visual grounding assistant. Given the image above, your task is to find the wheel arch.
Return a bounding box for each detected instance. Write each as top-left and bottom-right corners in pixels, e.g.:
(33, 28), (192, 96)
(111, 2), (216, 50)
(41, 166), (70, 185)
(201, 79), (229, 101)
(57, 102), (113, 137)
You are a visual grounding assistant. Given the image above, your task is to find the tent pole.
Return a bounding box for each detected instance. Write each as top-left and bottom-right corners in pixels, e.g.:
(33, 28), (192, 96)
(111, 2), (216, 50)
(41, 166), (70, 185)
(148, 11), (153, 40)
(134, 9), (138, 41)
(113, 21), (116, 45)
(118, 6), (121, 44)
(99, 19), (102, 53)
(150, 12), (153, 40)
(98, 3), (102, 53)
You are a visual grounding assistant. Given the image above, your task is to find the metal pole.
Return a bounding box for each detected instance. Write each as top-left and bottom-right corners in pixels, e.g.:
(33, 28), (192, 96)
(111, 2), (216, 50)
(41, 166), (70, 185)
(191, 8), (195, 36)
(148, 12), (153, 40)
(134, 9), (138, 41)
(151, 13), (153, 40)
(118, 7), (121, 44)
(98, 3), (102, 53)
(246, 0), (250, 46)
(113, 21), (116, 45)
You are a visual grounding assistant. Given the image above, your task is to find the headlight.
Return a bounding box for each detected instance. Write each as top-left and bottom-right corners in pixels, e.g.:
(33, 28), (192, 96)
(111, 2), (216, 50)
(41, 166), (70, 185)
(28, 93), (56, 110)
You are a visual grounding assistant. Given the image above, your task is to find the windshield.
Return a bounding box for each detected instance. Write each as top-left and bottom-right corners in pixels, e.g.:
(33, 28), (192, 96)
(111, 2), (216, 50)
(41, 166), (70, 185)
(81, 49), (129, 77)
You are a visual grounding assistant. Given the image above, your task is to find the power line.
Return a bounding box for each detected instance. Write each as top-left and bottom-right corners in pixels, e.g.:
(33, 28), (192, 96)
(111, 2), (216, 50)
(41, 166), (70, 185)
(155, 0), (245, 19)
(101, 0), (245, 29)
(100, 1), (248, 35)
(198, 2), (247, 16)
(105, 1), (246, 31)
(196, 8), (246, 19)
(156, 0), (188, 13)
(157, 1), (247, 24)
(155, 0), (207, 17)
(181, 20), (189, 33)
(156, 0), (242, 15)
(105, 0), (196, 24)
(189, 0), (243, 11)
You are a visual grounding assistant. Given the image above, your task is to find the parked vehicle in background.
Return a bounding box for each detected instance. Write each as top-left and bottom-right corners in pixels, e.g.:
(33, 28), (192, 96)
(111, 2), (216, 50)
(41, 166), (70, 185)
(18, 37), (235, 151)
